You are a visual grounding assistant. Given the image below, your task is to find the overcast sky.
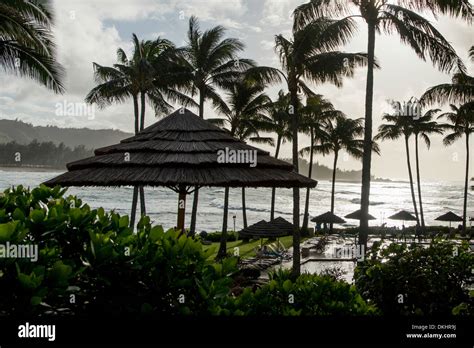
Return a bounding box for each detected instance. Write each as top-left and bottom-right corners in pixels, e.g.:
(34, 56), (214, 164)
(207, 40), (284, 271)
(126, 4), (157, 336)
(0, 0), (472, 181)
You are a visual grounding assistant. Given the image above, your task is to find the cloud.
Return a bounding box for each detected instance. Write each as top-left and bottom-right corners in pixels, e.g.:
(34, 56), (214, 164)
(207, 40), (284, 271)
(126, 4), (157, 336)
(1, 0), (473, 180)
(260, 39), (275, 50)
(260, 0), (303, 27)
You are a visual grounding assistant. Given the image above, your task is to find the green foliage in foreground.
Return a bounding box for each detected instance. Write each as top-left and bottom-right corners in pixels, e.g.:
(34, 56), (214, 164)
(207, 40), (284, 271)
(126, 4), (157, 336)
(0, 185), (235, 316)
(213, 269), (377, 316)
(354, 241), (474, 316)
(202, 235), (298, 260)
(0, 185), (375, 317)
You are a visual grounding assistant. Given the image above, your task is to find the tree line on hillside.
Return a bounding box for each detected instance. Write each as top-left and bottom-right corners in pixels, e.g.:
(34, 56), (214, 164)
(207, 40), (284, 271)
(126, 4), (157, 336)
(0, 140), (93, 168)
(0, 119), (131, 150)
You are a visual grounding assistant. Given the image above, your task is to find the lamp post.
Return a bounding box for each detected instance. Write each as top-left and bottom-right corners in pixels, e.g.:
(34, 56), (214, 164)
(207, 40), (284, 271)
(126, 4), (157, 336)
(233, 214), (236, 235)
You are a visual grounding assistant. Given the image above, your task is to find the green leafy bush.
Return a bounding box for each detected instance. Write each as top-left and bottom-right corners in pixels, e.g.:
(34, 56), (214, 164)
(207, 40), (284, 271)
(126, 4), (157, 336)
(0, 185), (237, 317)
(201, 231), (239, 242)
(354, 241), (474, 315)
(213, 269), (377, 316)
(0, 185), (375, 317)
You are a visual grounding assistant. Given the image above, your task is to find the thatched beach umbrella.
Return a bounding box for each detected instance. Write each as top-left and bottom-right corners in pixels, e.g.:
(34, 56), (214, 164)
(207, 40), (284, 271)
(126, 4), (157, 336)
(311, 211), (346, 224)
(44, 109), (317, 232)
(239, 217), (293, 248)
(388, 210), (417, 225)
(345, 209), (376, 221)
(435, 211), (463, 228)
(239, 217), (293, 239)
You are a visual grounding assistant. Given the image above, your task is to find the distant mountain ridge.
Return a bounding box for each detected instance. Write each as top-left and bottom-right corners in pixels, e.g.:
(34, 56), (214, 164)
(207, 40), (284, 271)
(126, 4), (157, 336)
(0, 119), (389, 181)
(281, 158), (388, 182)
(0, 119), (132, 150)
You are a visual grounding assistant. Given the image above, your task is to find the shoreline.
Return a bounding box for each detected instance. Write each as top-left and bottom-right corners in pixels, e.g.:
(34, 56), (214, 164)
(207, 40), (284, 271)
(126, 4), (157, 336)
(0, 166), (64, 173)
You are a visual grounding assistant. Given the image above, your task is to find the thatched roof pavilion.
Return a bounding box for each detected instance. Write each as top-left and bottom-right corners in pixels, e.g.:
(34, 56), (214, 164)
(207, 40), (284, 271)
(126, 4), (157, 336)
(45, 108), (317, 231)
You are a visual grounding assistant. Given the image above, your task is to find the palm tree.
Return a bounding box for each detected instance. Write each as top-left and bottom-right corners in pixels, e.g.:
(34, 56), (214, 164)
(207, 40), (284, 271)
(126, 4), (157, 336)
(0, 0), (64, 92)
(411, 107), (443, 229)
(209, 72), (278, 259)
(421, 46), (474, 106)
(375, 105), (420, 225)
(275, 17), (370, 276)
(294, 0), (471, 247)
(266, 91), (293, 221)
(85, 34), (193, 228)
(299, 95), (343, 231)
(180, 16), (254, 236)
(437, 103), (473, 231)
(421, 47), (474, 231)
(320, 116), (375, 230)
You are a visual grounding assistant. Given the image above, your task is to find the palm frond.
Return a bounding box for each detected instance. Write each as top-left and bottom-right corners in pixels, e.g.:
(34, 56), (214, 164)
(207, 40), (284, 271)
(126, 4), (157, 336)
(293, 0), (353, 31)
(397, 0), (473, 23)
(380, 8), (464, 73)
(303, 52), (371, 87)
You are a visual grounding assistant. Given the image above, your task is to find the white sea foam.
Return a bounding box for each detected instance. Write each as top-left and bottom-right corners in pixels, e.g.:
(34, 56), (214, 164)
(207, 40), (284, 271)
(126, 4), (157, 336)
(0, 170), (470, 233)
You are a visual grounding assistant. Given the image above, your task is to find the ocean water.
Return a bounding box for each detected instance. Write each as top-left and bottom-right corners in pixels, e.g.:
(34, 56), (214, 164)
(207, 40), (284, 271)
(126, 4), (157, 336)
(0, 170), (471, 232)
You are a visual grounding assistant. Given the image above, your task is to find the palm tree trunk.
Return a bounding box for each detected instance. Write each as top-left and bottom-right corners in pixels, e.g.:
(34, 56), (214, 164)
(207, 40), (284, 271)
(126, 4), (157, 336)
(414, 135), (425, 229)
(217, 187), (229, 259)
(130, 94), (140, 228)
(139, 92), (146, 217)
(133, 94), (139, 134)
(130, 187), (138, 229)
(139, 187), (146, 217)
(198, 89), (205, 118)
(242, 187), (247, 228)
(404, 136), (419, 224)
(359, 22), (376, 249)
(329, 150), (338, 233)
(140, 92), (146, 131)
(289, 79), (300, 278)
(270, 136), (282, 221)
(330, 151), (338, 213)
(189, 189), (198, 236)
(302, 128), (314, 231)
(190, 89), (206, 235)
(462, 132), (470, 232)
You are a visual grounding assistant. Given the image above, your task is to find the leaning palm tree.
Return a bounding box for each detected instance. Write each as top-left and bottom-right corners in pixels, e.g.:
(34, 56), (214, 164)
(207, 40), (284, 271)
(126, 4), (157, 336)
(85, 34), (193, 228)
(299, 95), (342, 231)
(275, 17), (370, 276)
(265, 91), (293, 221)
(411, 107), (443, 229)
(209, 72), (278, 259)
(180, 16), (255, 236)
(294, 0), (471, 247)
(375, 104), (420, 225)
(437, 102), (473, 231)
(0, 0), (64, 92)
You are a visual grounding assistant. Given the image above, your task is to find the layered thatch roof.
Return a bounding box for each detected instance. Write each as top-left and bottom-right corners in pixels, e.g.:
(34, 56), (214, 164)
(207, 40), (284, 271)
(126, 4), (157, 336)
(239, 217), (293, 239)
(44, 108), (317, 189)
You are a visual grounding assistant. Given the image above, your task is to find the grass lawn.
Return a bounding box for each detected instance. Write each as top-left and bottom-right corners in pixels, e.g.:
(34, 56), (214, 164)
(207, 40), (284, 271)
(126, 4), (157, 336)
(203, 235), (309, 260)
